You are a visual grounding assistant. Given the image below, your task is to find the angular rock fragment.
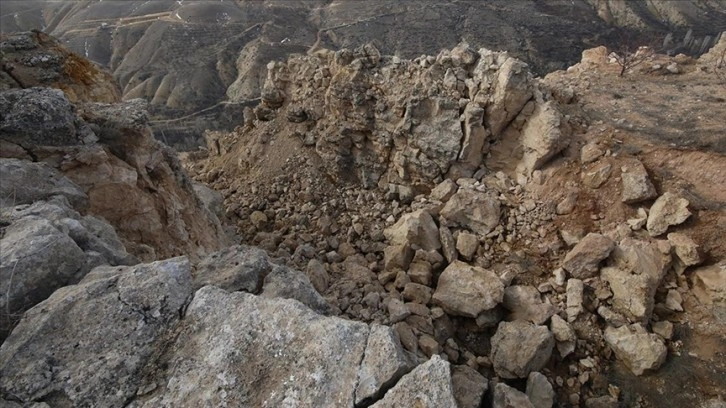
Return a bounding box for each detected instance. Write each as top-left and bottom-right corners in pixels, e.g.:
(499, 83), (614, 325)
(384, 209), (441, 251)
(440, 189), (501, 235)
(526, 371), (555, 408)
(566, 278), (585, 322)
(262, 265), (331, 314)
(502, 285), (556, 325)
(550, 314), (577, 357)
(621, 160), (657, 204)
(691, 262), (726, 305)
(433, 261), (504, 317)
(562, 233), (615, 278)
(667, 232), (701, 266)
(491, 320), (554, 379)
(193, 244), (272, 292)
(604, 324), (667, 375)
(370, 355), (457, 408)
(451, 365), (488, 408)
(492, 382), (535, 408)
(646, 192), (691, 236)
(355, 324), (412, 405)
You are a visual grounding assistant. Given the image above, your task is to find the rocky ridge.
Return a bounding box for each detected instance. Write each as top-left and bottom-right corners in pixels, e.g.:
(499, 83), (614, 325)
(1, 31), (725, 408)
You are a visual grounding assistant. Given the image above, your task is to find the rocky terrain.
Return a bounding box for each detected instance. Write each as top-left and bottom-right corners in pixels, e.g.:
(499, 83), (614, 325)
(2, 0), (724, 148)
(1, 25), (726, 408)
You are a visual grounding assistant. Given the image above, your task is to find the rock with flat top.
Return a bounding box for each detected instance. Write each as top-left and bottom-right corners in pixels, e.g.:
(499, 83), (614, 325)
(433, 261), (504, 317)
(621, 160), (657, 203)
(384, 209), (441, 251)
(646, 193), (691, 236)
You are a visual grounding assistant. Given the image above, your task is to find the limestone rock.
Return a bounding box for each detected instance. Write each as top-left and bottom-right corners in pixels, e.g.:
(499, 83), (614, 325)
(440, 189), (501, 235)
(142, 287), (369, 407)
(621, 160), (657, 203)
(519, 101), (570, 175)
(439, 225), (458, 264)
(306, 259), (330, 294)
(550, 314), (577, 357)
(456, 231), (479, 261)
(355, 324), (413, 405)
(566, 278), (584, 322)
(384, 244), (415, 271)
(692, 263), (726, 305)
(492, 382), (535, 408)
(262, 265), (331, 314)
(602, 238), (669, 323)
(502, 285), (556, 325)
(562, 233), (615, 278)
(370, 355), (457, 408)
(582, 162), (612, 189)
(667, 232), (701, 266)
(604, 324), (667, 375)
(430, 179), (458, 202)
(451, 365), (488, 408)
(485, 57), (533, 137)
(526, 371), (555, 408)
(646, 192), (691, 236)
(433, 261), (504, 317)
(0, 257), (192, 407)
(581, 142), (605, 164)
(193, 245), (272, 293)
(0, 158), (87, 209)
(384, 209), (441, 251)
(491, 320), (555, 379)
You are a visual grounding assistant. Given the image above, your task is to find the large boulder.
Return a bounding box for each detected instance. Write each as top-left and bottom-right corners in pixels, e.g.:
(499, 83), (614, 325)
(140, 286), (369, 407)
(433, 261), (504, 317)
(491, 320), (554, 379)
(518, 101), (569, 175)
(0, 257), (192, 407)
(440, 189), (501, 236)
(604, 324), (667, 376)
(370, 355), (458, 408)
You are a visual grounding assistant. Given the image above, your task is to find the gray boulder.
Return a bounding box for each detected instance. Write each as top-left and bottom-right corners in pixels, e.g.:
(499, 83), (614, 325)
(452, 365), (488, 408)
(140, 286), (369, 407)
(0, 158), (88, 209)
(491, 320), (554, 379)
(0, 257), (192, 407)
(261, 265), (331, 314)
(370, 355), (458, 408)
(526, 371), (555, 408)
(355, 324), (413, 405)
(492, 382), (535, 408)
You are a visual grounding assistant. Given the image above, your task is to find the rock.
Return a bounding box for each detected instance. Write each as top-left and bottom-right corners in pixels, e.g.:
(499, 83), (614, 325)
(586, 396), (619, 408)
(646, 192), (691, 236)
(492, 382), (535, 408)
(502, 285), (556, 325)
(355, 324), (413, 405)
(562, 233), (615, 278)
(601, 238), (669, 322)
(451, 365), (488, 408)
(566, 278), (585, 322)
(604, 324), (667, 376)
(418, 333), (442, 357)
(485, 57), (533, 137)
(667, 232), (701, 266)
(691, 262), (726, 305)
(0, 257), (192, 407)
(370, 355), (457, 408)
(627, 208), (648, 230)
(433, 261), (504, 317)
(621, 160), (657, 203)
(388, 298), (412, 323)
(191, 181), (224, 220)
(408, 261), (433, 286)
(384, 244), (415, 271)
(581, 142), (605, 164)
(456, 231), (479, 261)
(393, 322), (418, 353)
(664, 289), (683, 312)
(384, 209), (441, 251)
(651, 320), (674, 340)
(261, 265), (331, 314)
(597, 306), (628, 328)
(192, 245), (272, 292)
(519, 101), (570, 175)
(550, 314), (577, 357)
(430, 179), (458, 202)
(582, 162), (612, 189)
(0, 158), (88, 209)
(526, 371), (555, 408)
(457, 104), (488, 170)
(140, 286), (368, 407)
(440, 189), (501, 235)
(491, 320), (555, 379)
(402, 282), (433, 304)
(306, 259), (330, 294)
(439, 226), (458, 263)
(556, 189), (579, 215)
(250, 210), (268, 229)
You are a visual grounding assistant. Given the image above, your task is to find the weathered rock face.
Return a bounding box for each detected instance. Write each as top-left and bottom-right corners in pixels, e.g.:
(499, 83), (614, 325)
(0, 257), (192, 407)
(0, 31), (121, 104)
(138, 286), (369, 407)
(1, 87), (227, 261)
(0, 158), (88, 209)
(491, 320), (555, 379)
(692, 262), (726, 305)
(604, 324), (667, 376)
(433, 261), (504, 317)
(192, 244), (272, 292)
(0, 197), (136, 340)
(205, 43), (571, 191)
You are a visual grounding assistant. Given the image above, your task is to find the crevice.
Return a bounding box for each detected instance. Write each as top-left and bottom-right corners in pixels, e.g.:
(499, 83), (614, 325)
(350, 325), (371, 407)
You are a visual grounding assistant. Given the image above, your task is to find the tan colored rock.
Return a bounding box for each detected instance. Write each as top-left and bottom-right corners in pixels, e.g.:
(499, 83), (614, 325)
(493, 382), (535, 408)
(526, 371), (555, 408)
(550, 314), (576, 357)
(485, 57), (533, 137)
(667, 232), (701, 266)
(370, 355), (457, 408)
(502, 285), (556, 325)
(439, 225), (458, 263)
(384, 210), (441, 251)
(456, 231), (479, 261)
(451, 365), (488, 408)
(604, 324), (667, 376)
(440, 189), (501, 235)
(355, 324), (412, 405)
(430, 179), (458, 202)
(692, 263), (726, 305)
(519, 101), (570, 175)
(582, 162), (612, 189)
(562, 233), (615, 278)
(433, 261), (504, 317)
(491, 320), (554, 379)
(646, 192), (691, 236)
(621, 160), (657, 203)
(581, 142), (605, 164)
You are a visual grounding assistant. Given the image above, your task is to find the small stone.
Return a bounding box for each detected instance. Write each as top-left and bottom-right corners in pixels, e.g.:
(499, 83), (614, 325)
(667, 233), (701, 266)
(621, 161), (657, 204)
(408, 261), (433, 286)
(491, 320), (555, 379)
(562, 233), (615, 278)
(651, 321), (674, 340)
(250, 210), (268, 229)
(433, 261), (504, 317)
(438, 226), (458, 264)
(550, 314), (577, 358)
(526, 371), (555, 408)
(451, 365), (488, 408)
(388, 298), (411, 323)
(456, 231), (479, 261)
(384, 244), (415, 271)
(418, 334), (441, 357)
(581, 143), (605, 164)
(502, 285), (556, 325)
(692, 263), (726, 305)
(664, 289), (683, 312)
(646, 193), (691, 236)
(566, 279), (584, 322)
(582, 162), (612, 189)
(493, 382), (535, 408)
(402, 283), (433, 304)
(430, 179), (458, 202)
